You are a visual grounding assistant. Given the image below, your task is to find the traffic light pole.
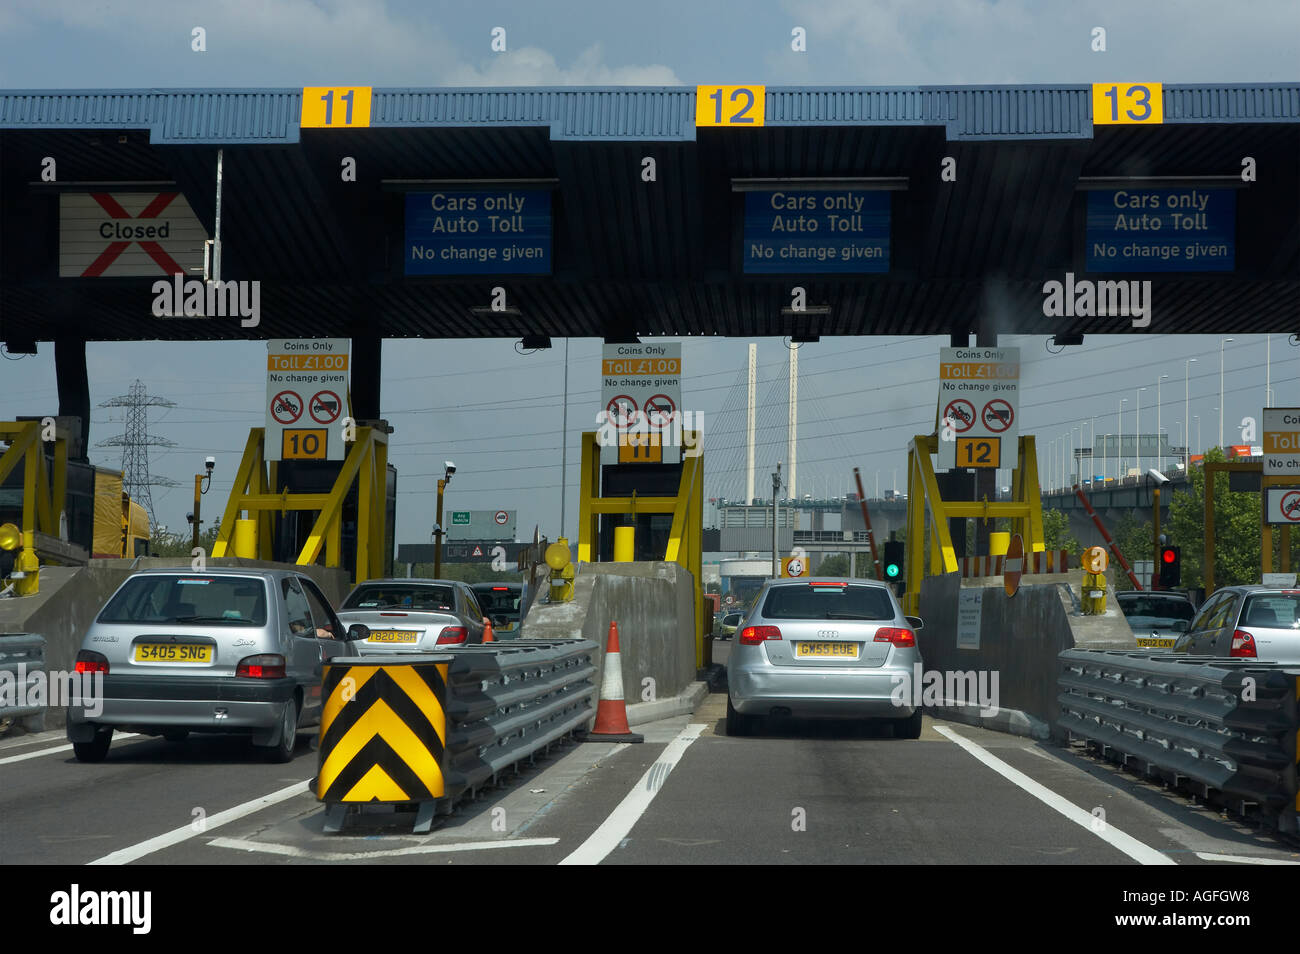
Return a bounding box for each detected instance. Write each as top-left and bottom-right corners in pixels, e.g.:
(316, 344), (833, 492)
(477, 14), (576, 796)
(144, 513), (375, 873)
(1152, 484), (1161, 590)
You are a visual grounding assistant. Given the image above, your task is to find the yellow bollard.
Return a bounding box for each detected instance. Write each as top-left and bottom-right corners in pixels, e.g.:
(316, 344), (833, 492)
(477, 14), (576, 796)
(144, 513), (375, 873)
(1081, 570), (1108, 614)
(233, 518), (258, 559)
(989, 531), (1010, 557)
(613, 525), (636, 562)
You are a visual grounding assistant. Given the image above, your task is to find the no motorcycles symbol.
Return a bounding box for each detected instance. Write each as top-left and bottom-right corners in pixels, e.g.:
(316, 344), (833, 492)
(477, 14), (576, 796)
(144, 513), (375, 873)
(309, 390), (342, 425)
(607, 395), (639, 429)
(271, 390), (303, 425)
(982, 399), (1014, 433)
(943, 399), (976, 433)
(644, 394), (677, 427)
(1282, 491), (1300, 522)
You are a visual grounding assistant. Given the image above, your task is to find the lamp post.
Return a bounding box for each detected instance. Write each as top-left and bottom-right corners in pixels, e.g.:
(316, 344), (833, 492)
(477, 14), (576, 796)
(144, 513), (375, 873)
(1071, 426), (1081, 486)
(1219, 337), (1234, 449)
(1119, 398), (1128, 479)
(1267, 334), (1274, 408)
(1184, 358), (1197, 470)
(1195, 415), (1201, 460)
(433, 460), (456, 578)
(1136, 387), (1146, 476)
(1156, 373), (1168, 471)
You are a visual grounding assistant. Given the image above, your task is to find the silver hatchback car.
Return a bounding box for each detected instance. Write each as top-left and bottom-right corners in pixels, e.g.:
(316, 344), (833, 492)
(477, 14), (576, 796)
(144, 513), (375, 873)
(726, 577), (924, 737)
(336, 578), (488, 654)
(1172, 585), (1300, 662)
(67, 568), (369, 763)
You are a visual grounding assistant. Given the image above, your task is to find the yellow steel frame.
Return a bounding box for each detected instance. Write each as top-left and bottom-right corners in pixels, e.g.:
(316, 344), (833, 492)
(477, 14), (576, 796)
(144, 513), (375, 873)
(211, 426), (388, 583)
(0, 420), (70, 564)
(577, 432), (706, 667)
(902, 433), (1043, 615)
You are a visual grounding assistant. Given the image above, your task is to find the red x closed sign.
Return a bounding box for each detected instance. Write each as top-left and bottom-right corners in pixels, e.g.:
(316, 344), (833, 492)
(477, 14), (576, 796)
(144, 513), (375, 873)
(59, 191), (208, 278)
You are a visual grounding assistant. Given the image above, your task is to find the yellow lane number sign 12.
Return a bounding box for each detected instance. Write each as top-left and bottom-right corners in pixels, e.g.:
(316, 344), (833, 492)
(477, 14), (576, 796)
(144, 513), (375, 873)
(1091, 83), (1163, 125)
(301, 87), (373, 128)
(696, 86), (765, 127)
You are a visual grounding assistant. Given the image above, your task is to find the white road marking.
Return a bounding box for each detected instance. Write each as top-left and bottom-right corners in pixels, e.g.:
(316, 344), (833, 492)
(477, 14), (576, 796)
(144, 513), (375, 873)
(934, 724), (1175, 866)
(88, 778), (311, 865)
(559, 722), (705, 865)
(0, 733), (141, 766)
(1196, 852), (1300, 865)
(207, 836), (558, 860)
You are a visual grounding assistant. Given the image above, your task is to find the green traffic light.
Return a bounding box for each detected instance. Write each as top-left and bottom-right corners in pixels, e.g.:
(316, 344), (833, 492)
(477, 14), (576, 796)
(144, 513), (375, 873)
(885, 564), (900, 578)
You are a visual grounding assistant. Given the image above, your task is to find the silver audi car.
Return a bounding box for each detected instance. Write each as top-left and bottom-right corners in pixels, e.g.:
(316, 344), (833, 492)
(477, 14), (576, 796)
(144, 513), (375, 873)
(336, 578), (488, 653)
(726, 577), (925, 738)
(67, 567), (369, 763)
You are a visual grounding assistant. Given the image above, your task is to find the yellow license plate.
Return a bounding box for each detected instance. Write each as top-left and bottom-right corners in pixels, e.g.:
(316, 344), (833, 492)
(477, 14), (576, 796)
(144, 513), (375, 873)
(1136, 637), (1176, 648)
(369, 630), (418, 643)
(134, 643), (212, 663)
(796, 642), (859, 658)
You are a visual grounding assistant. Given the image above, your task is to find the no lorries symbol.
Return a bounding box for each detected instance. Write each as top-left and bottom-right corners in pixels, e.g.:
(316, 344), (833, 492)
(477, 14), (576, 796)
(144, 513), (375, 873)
(310, 390), (342, 424)
(943, 399), (976, 433)
(271, 390), (303, 424)
(1282, 491), (1300, 522)
(494, 510), (509, 525)
(644, 394), (677, 427)
(983, 399), (1014, 433)
(607, 395), (638, 429)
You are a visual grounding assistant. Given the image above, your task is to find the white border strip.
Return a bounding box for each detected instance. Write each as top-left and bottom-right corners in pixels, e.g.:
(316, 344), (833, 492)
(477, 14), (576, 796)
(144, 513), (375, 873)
(0, 734), (140, 766)
(934, 725), (1175, 865)
(1195, 852), (1300, 865)
(559, 723), (705, 865)
(88, 778), (310, 865)
(208, 835), (558, 860)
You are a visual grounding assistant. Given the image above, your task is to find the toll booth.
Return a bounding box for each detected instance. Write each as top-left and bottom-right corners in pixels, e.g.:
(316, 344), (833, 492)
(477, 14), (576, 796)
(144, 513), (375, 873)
(267, 460), (397, 578)
(596, 464), (682, 562)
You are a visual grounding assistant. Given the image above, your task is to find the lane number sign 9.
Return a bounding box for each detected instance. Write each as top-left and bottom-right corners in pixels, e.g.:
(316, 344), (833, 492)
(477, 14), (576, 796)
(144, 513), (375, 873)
(1091, 83), (1163, 125)
(696, 86), (766, 127)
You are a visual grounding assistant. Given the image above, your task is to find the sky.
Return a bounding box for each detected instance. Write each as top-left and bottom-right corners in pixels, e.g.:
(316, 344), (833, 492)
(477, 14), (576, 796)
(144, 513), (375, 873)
(1, 0), (1297, 548)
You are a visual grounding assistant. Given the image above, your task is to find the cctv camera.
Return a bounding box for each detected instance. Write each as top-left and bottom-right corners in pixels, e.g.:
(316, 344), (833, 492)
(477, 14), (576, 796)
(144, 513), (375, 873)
(444, 461), (456, 475)
(1148, 468), (1169, 484)
(205, 456), (215, 470)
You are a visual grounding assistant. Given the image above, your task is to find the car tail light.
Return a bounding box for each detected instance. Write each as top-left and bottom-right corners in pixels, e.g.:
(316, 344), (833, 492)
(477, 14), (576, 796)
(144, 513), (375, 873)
(379, 612), (408, 617)
(436, 626), (468, 644)
(236, 654), (286, 678)
(874, 627), (916, 648)
(1230, 630), (1257, 658)
(739, 625), (782, 645)
(75, 650), (109, 675)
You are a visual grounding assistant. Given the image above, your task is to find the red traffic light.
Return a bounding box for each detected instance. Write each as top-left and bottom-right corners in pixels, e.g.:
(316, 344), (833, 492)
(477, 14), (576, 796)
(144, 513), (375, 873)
(1161, 548), (1176, 564)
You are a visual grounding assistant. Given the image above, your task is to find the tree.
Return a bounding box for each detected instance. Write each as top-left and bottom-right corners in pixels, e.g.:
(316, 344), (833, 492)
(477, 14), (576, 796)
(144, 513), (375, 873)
(1167, 446), (1259, 591)
(1041, 509), (1081, 556)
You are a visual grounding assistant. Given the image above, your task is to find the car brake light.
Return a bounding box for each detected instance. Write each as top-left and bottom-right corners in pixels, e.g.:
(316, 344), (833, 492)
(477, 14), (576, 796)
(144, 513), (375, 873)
(739, 625), (782, 645)
(75, 650), (109, 675)
(436, 626), (468, 644)
(874, 627), (916, 648)
(236, 654), (286, 678)
(492, 586), (509, 591)
(1230, 630), (1257, 658)
(380, 612), (408, 617)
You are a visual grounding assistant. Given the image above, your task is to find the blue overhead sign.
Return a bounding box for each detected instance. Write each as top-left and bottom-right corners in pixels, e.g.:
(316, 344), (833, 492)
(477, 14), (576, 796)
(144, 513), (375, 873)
(1086, 188), (1235, 272)
(405, 189), (551, 275)
(743, 190), (890, 274)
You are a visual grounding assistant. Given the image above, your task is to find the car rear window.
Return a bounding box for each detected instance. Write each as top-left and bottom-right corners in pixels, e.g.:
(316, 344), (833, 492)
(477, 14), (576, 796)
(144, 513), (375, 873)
(761, 583), (894, 621)
(473, 587), (521, 616)
(1240, 594), (1300, 629)
(343, 584), (456, 611)
(98, 576), (268, 625)
(1117, 596), (1195, 621)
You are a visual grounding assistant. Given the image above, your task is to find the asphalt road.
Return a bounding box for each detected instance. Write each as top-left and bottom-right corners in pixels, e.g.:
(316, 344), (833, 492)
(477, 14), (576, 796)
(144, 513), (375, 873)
(1, 645), (1297, 866)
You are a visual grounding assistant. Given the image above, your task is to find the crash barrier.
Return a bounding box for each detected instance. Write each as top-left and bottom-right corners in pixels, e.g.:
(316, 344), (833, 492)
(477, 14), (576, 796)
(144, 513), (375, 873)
(0, 633), (47, 732)
(1057, 649), (1300, 832)
(317, 639), (598, 832)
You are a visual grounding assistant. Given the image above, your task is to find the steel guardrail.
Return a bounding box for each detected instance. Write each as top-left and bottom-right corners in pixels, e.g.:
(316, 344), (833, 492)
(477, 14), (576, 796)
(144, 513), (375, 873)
(1057, 649), (1299, 831)
(318, 638), (597, 832)
(0, 633), (47, 731)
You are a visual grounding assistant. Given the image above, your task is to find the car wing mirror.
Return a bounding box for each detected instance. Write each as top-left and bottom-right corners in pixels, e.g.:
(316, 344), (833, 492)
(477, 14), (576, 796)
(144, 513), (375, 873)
(1171, 620), (1189, 632)
(344, 623), (370, 643)
(905, 615), (924, 631)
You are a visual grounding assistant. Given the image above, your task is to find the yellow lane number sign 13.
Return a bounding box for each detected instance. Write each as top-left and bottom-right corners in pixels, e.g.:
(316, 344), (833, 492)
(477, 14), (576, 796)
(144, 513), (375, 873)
(301, 87), (373, 128)
(1091, 83), (1163, 125)
(696, 86), (765, 127)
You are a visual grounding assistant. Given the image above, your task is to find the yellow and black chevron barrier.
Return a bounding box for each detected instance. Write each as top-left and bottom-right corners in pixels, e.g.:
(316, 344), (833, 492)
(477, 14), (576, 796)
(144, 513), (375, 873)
(317, 653), (452, 833)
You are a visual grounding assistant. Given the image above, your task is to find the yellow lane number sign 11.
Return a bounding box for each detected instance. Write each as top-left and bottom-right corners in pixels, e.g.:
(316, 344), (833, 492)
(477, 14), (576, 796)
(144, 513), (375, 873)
(301, 87), (373, 128)
(696, 86), (765, 127)
(1091, 83), (1163, 125)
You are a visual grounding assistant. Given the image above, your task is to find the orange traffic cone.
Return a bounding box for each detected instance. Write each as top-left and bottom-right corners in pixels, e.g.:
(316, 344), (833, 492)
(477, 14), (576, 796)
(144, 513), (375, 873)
(483, 619), (495, 642)
(584, 621), (644, 743)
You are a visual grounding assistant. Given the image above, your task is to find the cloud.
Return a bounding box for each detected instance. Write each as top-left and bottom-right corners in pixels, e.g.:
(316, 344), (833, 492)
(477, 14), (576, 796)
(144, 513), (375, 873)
(441, 42), (681, 86)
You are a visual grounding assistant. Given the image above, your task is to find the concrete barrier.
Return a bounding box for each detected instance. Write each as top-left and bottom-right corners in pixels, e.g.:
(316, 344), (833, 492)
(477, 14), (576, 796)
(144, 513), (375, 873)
(916, 568), (1134, 739)
(0, 557), (351, 730)
(522, 561), (697, 708)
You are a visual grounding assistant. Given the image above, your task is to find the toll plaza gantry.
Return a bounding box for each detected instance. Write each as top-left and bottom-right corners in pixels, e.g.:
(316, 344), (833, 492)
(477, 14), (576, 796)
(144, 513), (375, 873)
(1, 84), (1298, 583)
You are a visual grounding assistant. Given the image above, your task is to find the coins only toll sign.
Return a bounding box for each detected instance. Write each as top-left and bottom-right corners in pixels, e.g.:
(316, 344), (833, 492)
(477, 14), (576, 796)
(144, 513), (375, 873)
(937, 347), (1019, 471)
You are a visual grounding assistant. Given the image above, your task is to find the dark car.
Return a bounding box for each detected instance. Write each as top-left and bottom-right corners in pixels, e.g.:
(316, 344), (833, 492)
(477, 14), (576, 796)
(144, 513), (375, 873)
(471, 582), (523, 638)
(1116, 591), (1196, 650)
